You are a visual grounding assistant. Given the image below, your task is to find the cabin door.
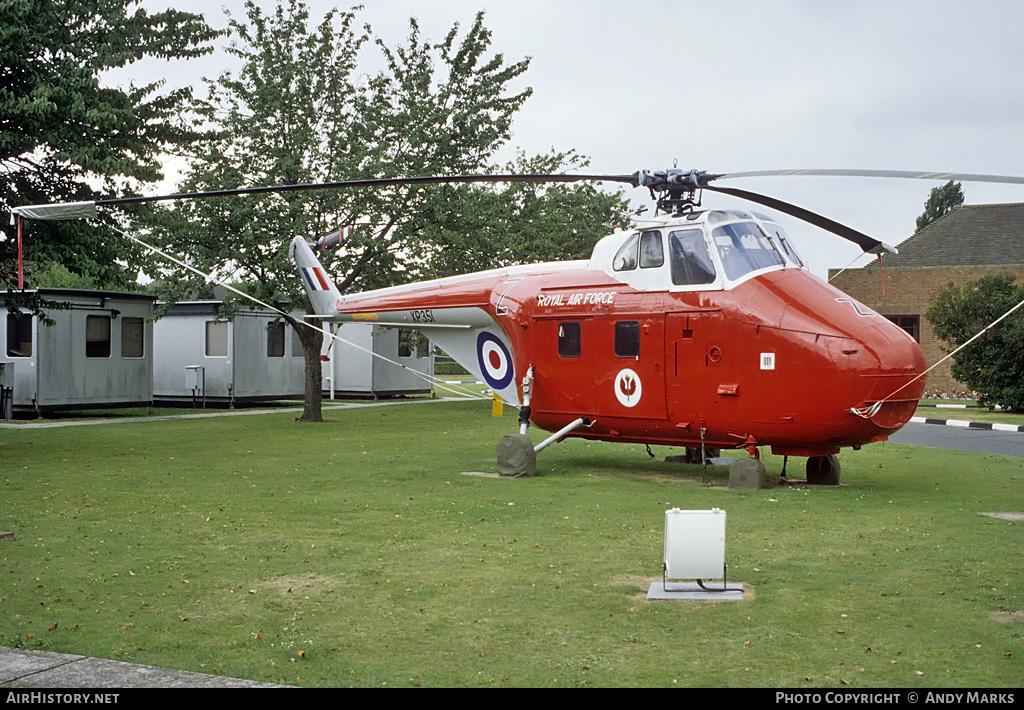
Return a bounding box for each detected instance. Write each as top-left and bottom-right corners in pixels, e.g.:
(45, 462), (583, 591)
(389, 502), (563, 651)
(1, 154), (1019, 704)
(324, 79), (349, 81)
(530, 314), (665, 422)
(665, 310), (722, 429)
(588, 313), (666, 421)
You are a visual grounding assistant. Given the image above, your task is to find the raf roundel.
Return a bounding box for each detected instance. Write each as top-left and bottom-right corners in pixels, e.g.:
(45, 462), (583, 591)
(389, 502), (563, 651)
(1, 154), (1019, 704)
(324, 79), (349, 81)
(477, 331), (514, 391)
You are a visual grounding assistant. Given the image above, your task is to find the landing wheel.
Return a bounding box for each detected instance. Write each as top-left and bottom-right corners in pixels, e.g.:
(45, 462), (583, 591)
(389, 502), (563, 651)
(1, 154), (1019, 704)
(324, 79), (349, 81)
(806, 455), (841, 485)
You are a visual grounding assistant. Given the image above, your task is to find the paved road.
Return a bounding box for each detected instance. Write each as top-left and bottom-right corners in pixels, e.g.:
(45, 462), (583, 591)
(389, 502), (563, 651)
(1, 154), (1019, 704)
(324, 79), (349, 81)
(890, 420), (1024, 458)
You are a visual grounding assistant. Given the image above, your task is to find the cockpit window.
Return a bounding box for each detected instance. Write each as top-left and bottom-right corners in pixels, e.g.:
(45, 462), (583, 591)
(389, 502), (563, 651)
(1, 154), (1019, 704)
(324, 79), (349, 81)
(711, 222), (784, 280)
(612, 233), (639, 271)
(766, 224), (804, 267)
(639, 230), (664, 268)
(668, 229), (716, 286)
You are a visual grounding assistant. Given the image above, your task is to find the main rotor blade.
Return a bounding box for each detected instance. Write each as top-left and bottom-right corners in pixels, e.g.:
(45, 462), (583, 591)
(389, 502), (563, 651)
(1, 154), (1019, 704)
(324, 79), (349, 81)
(93, 173), (640, 208)
(715, 168), (1024, 185)
(703, 184), (896, 255)
(11, 173), (640, 220)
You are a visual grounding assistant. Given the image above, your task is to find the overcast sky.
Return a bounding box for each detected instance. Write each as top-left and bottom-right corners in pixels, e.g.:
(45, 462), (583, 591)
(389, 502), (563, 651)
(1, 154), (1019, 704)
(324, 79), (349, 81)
(112, 0), (1024, 277)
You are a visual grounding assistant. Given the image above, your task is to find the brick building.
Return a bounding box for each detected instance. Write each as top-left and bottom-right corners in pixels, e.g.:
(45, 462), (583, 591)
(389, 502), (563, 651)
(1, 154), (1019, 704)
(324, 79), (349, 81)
(828, 203), (1024, 392)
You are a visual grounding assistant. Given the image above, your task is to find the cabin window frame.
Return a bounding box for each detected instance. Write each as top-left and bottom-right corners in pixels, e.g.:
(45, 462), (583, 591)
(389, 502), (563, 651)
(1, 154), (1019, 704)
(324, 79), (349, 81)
(612, 233), (640, 272)
(711, 221), (785, 281)
(638, 230), (665, 269)
(885, 314), (920, 342)
(85, 315), (112, 358)
(398, 330), (414, 358)
(267, 322), (286, 358)
(398, 330), (429, 359)
(668, 229), (717, 286)
(557, 321), (582, 358)
(614, 320), (641, 358)
(6, 313), (32, 358)
(120, 317), (145, 359)
(205, 320), (229, 358)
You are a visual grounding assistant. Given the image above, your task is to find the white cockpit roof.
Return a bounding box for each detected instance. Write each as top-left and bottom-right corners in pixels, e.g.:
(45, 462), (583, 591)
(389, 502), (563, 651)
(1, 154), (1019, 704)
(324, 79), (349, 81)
(588, 210), (805, 291)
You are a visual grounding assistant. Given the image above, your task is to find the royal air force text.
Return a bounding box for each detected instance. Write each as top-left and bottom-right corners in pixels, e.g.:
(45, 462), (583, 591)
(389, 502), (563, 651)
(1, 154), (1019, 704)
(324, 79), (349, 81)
(536, 292), (615, 308)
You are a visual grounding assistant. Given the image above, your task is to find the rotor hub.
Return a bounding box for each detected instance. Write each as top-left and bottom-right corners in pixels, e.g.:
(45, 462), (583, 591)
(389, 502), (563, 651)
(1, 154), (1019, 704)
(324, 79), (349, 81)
(636, 168), (718, 215)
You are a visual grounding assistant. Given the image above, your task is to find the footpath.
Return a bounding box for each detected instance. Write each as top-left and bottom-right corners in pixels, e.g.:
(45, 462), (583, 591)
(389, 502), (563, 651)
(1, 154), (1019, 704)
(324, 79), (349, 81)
(0, 646), (285, 689)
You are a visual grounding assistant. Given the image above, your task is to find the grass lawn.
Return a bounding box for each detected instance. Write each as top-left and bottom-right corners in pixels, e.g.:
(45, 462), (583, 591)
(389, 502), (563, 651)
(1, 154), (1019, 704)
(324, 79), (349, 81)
(915, 403), (1024, 428)
(1, 399), (1021, 687)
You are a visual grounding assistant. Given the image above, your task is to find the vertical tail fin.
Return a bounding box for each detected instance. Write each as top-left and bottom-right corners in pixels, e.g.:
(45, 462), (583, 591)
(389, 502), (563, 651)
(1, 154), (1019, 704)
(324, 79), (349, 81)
(289, 236), (342, 317)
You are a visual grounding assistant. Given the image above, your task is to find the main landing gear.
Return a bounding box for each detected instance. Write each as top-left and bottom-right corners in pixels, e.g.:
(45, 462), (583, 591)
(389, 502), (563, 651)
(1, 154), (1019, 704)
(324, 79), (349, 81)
(725, 450), (842, 488)
(805, 454), (841, 486)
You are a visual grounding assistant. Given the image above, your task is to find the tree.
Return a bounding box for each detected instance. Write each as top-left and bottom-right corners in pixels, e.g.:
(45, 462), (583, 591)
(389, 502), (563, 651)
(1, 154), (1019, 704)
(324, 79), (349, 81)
(0, 0), (218, 291)
(915, 180), (964, 233)
(413, 150), (631, 279)
(926, 273), (1024, 411)
(150, 1), (629, 422)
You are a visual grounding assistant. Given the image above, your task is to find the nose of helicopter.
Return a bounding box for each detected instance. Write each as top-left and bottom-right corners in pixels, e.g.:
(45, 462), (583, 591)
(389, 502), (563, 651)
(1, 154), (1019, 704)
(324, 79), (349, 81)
(765, 272), (928, 447)
(849, 317), (927, 434)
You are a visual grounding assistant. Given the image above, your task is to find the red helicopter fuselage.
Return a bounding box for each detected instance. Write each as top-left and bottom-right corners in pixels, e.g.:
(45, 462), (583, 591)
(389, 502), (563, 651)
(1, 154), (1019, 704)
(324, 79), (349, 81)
(297, 209), (926, 458)
(497, 265), (924, 457)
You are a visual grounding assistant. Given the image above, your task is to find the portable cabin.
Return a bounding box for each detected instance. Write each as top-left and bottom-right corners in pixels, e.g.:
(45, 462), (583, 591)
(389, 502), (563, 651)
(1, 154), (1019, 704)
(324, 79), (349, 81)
(153, 303), (433, 404)
(321, 323), (433, 398)
(0, 288), (156, 414)
(152, 302), (305, 405)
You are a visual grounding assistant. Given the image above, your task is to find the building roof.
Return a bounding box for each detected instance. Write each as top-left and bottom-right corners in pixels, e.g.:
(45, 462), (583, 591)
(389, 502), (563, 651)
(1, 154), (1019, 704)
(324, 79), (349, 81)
(877, 202), (1024, 268)
(0, 287), (156, 306)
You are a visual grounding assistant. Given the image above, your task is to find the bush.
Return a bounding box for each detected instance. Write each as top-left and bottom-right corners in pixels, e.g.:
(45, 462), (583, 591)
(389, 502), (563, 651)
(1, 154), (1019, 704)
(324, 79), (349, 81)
(926, 274), (1024, 412)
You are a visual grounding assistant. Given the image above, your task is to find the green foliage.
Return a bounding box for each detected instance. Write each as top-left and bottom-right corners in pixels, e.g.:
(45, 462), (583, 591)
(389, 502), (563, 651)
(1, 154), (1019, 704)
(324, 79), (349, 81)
(433, 359), (469, 376)
(152, 1), (631, 297)
(155, 0), (536, 302)
(27, 261), (100, 289)
(148, 0), (629, 421)
(0, 0), (219, 289)
(926, 273), (1024, 411)
(914, 180), (964, 233)
(416, 151), (631, 279)
(146, 0), (539, 421)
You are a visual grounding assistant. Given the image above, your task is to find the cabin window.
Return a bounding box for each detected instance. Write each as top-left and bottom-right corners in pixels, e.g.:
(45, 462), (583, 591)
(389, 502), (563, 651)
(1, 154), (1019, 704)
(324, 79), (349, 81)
(558, 322), (581, 358)
(712, 222), (784, 280)
(398, 330), (414, 358)
(267, 322), (285, 358)
(766, 224), (804, 267)
(291, 327), (305, 357)
(885, 315), (920, 342)
(669, 229), (716, 285)
(614, 320), (641, 358)
(397, 331), (429, 358)
(612, 233), (639, 271)
(206, 321), (229, 357)
(639, 230), (664, 268)
(85, 315), (111, 358)
(121, 317), (144, 358)
(6, 313), (32, 357)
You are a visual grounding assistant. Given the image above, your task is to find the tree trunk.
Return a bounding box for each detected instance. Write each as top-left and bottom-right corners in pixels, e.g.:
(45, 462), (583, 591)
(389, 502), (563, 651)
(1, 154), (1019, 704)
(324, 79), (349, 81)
(290, 309), (324, 422)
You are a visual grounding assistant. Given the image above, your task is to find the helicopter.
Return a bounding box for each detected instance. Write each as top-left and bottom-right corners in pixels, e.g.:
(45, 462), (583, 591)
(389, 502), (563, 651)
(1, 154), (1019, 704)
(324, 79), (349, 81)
(283, 167), (1022, 484)
(13, 167), (1024, 483)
